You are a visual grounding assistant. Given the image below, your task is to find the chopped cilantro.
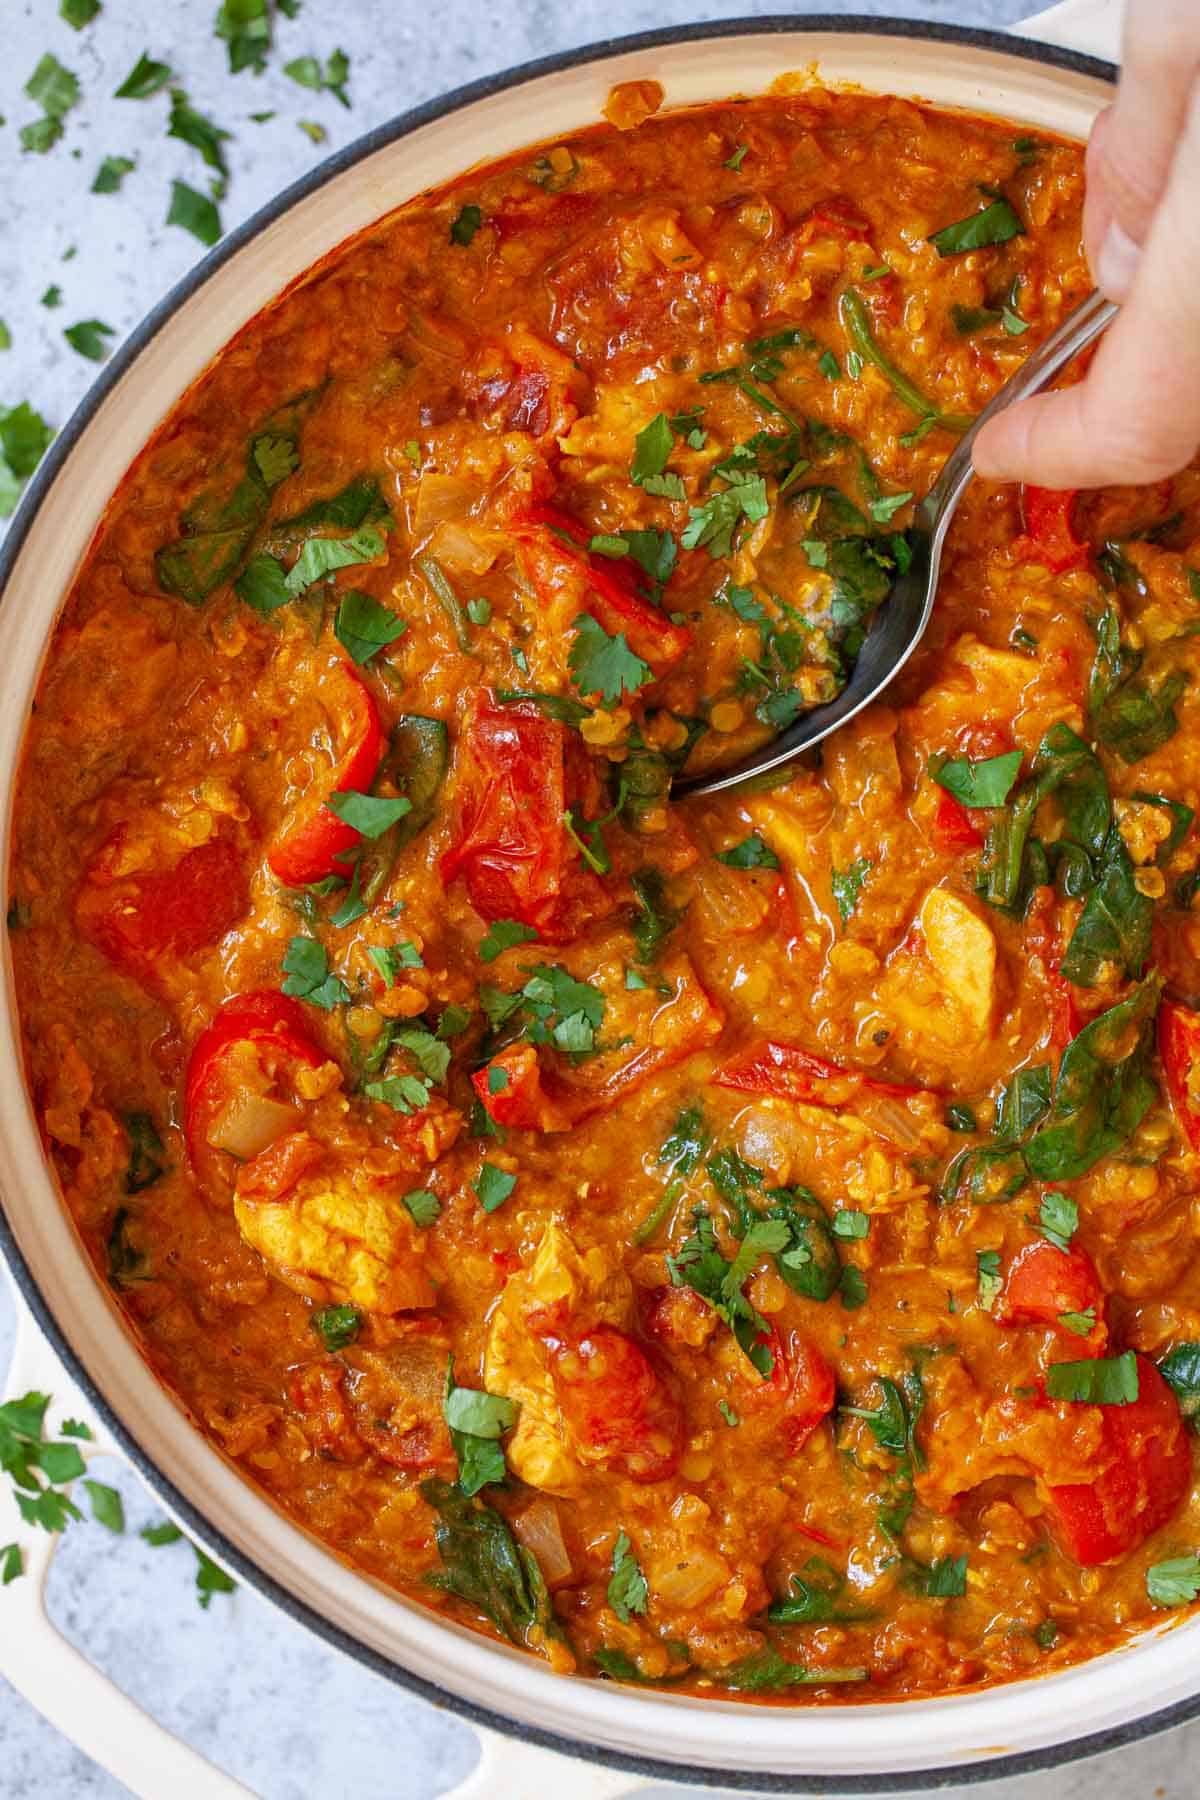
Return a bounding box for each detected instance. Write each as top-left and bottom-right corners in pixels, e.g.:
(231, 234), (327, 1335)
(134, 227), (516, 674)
(568, 613), (652, 708)
(607, 1530), (649, 1622)
(114, 52), (173, 99)
(474, 1162), (517, 1212)
(478, 918), (539, 963)
(166, 178), (222, 247)
(281, 936), (350, 1010)
(403, 1188), (441, 1227)
(63, 319), (115, 362)
(716, 833), (779, 871)
(831, 857), (870, 926)
(92, 155), (136, 193)
(1045, 1350), (1139, 1405)
(311, 1305), (361, 1351)
(450, 203), (483, 246)
(326, 790), (411, 837)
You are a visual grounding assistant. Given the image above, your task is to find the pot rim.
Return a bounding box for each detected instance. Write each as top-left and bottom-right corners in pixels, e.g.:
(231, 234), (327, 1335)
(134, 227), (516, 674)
(6, 15), (1179, 1792)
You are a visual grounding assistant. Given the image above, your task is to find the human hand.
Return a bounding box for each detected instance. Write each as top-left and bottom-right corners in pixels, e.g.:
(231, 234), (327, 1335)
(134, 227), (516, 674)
(972, 0), (1200, 489)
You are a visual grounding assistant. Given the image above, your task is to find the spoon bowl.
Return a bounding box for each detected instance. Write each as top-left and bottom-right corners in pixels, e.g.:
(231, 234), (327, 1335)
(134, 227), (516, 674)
(678, 287), (1118, 798)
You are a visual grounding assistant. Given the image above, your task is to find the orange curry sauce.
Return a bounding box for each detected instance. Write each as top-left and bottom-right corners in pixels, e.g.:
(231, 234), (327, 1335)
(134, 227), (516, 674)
(12, 86), (1200, 1702)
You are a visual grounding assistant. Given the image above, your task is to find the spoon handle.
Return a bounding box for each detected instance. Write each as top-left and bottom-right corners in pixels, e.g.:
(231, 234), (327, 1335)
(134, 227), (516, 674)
(929, 288), (1119, 519)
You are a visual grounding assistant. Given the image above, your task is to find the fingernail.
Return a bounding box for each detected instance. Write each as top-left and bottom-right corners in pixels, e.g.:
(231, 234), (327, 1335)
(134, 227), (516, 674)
(1097, 221), (1141, 302)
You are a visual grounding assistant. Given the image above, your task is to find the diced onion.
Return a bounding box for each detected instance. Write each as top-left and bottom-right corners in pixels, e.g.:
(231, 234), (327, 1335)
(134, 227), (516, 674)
(690, 861), (770, 937)
(654, 1549), (728, 1608)
(207, 1093), (299, 1160)
(413, 473), (476, 533)
(429, 519), (497, 576)
(513, 1496), (573, 1584)
(854, 1089), (923, 1148)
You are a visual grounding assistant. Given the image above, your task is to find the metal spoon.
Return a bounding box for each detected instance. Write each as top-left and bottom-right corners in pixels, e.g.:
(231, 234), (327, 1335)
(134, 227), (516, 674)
(677, 287), (1118, 798)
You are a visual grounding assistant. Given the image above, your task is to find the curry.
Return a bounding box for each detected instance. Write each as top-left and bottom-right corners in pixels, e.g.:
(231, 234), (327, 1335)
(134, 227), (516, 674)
(11, 83), (1200, 1704)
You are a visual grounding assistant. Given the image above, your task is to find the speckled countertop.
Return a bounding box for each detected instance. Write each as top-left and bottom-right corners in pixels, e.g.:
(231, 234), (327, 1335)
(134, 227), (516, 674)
(0, 1), (1189, 1795)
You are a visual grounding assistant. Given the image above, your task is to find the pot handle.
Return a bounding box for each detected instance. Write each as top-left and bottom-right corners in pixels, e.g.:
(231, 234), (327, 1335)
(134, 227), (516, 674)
(0, 1283), (254, 1799)
(446, 1721), (652, 1798)
(1013, 0), (1124, 65)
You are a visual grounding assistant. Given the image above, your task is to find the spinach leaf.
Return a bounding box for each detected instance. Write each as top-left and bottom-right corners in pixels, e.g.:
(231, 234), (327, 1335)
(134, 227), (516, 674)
(156, 426), (300, 605)
(928, 198), (1024, 256)
(977, 724), (1109, 914)
(1159, 1342), (1200, 1424)
(720, 1648), (867, 1691)
(630, 867), (682, 965)
(123, 1112), (166, 1194)
(311, 1305), (361, 1351)
(421, 1478), (541, 1643)
(1088, 605), (1189, 764)
(1024, 975), (1161, 1180)
(667, 1207), (788, 1375)
(765, 1186), (841, 1302)
(1059, 830), (1152, 986)
(839, 290), (971, 434)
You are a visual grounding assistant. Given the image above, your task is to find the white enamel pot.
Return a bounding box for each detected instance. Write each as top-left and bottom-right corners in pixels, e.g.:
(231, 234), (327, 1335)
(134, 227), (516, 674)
(5, 5), (1182, 1796)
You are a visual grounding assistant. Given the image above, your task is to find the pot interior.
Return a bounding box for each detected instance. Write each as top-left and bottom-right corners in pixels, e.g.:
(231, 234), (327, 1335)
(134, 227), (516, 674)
(7, 21), (1193, 1788)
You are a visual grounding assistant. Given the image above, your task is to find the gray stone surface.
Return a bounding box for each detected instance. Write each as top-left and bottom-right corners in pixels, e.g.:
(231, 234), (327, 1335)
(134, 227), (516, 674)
(0, 0), (1182, 1795)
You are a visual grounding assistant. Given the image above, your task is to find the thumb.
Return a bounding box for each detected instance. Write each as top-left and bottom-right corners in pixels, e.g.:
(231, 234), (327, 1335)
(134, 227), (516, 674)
(973, 78), (1200, 489)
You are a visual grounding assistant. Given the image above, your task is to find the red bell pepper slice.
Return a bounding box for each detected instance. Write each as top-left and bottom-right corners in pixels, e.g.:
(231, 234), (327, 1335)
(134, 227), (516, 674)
(267, 660), (385, 888)
(184, 990), (327, 1177)
(512, 501), (691, 675)
(440, 691), (612, 939)
(1042, 1355), (1191, 1564)
(76, 821), (250, 995)
(713, 1038), (923, 1107)
(1015, 486), (1090, 575)
(1159, 999), (1200, 1152)
(932, 786), (985, 852)
(999, 1241), (1106, 1350)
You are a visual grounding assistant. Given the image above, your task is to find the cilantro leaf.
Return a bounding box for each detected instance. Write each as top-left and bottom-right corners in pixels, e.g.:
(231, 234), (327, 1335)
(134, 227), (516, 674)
(607, 1530), (649, 1622)
(1147, 1555), (1200, 1607)
(215, 0), (271, 75)
(474, 1163), (517, 1212)
(234, 554), (290, 613)
(311, 1305), (361, 1350)
(631, 414), (674, 486)
(115, 52), (173, 99)
(568, 614), (652, 708)
(403, 1188), (441, 1227)
(450, 203), (483, 246)
(92, 155), (136, 193)
(83, 1480), (125, 1534)
(166, 179), (222, 247)
(717, 833), (779, 870)
(681, 474), (768, 559)
(831, 857), (870, 926)
(63, 319), (115, 363)
(1045, 1350), (1139, 1405)
(1037, 1190), (1078, 1251)
(478, 918), (539, 963)
(281, 936), (350, 1009)
(326, 790), (411, 837)
(932, 751), (1023, 809)
(284, 523), (387, 594)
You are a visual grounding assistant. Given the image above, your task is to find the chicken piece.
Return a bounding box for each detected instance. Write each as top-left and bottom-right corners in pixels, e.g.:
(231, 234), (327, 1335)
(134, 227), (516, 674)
(234, 1167), (436, 1314)
(915, 1356), (1029, 1512)
(918, 888), (996, 1034)
(483, 1220), (634, 1495)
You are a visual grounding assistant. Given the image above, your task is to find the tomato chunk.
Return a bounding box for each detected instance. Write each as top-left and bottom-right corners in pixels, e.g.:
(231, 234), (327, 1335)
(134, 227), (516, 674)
(536, 1322), (683, 1482)
(1042, 1355), (1191, 1564)
(932, 786), (984, 852)
(440, 691), (613, 939)
(713, 1038), (923, 1106)
(749, 1328), (837, 1453)
(76, 819), (250, 994)
(268, 660), (385, 887)
(1159, 998), (1200, 1151)
(184, 991), (327, 1181)
(1015, 487), (1089, 575)
(999, 1241), (1106, 1351)
(471, 1043), (572, 1133)
(512, 502), (691, 675)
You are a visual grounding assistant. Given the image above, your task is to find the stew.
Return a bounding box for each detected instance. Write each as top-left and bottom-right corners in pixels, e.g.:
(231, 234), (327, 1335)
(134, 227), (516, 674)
(11, 83), (1200, 1703)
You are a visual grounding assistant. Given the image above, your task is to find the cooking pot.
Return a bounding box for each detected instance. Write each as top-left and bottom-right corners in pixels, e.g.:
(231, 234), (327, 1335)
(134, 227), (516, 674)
(5, 5), (1178, 1795)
